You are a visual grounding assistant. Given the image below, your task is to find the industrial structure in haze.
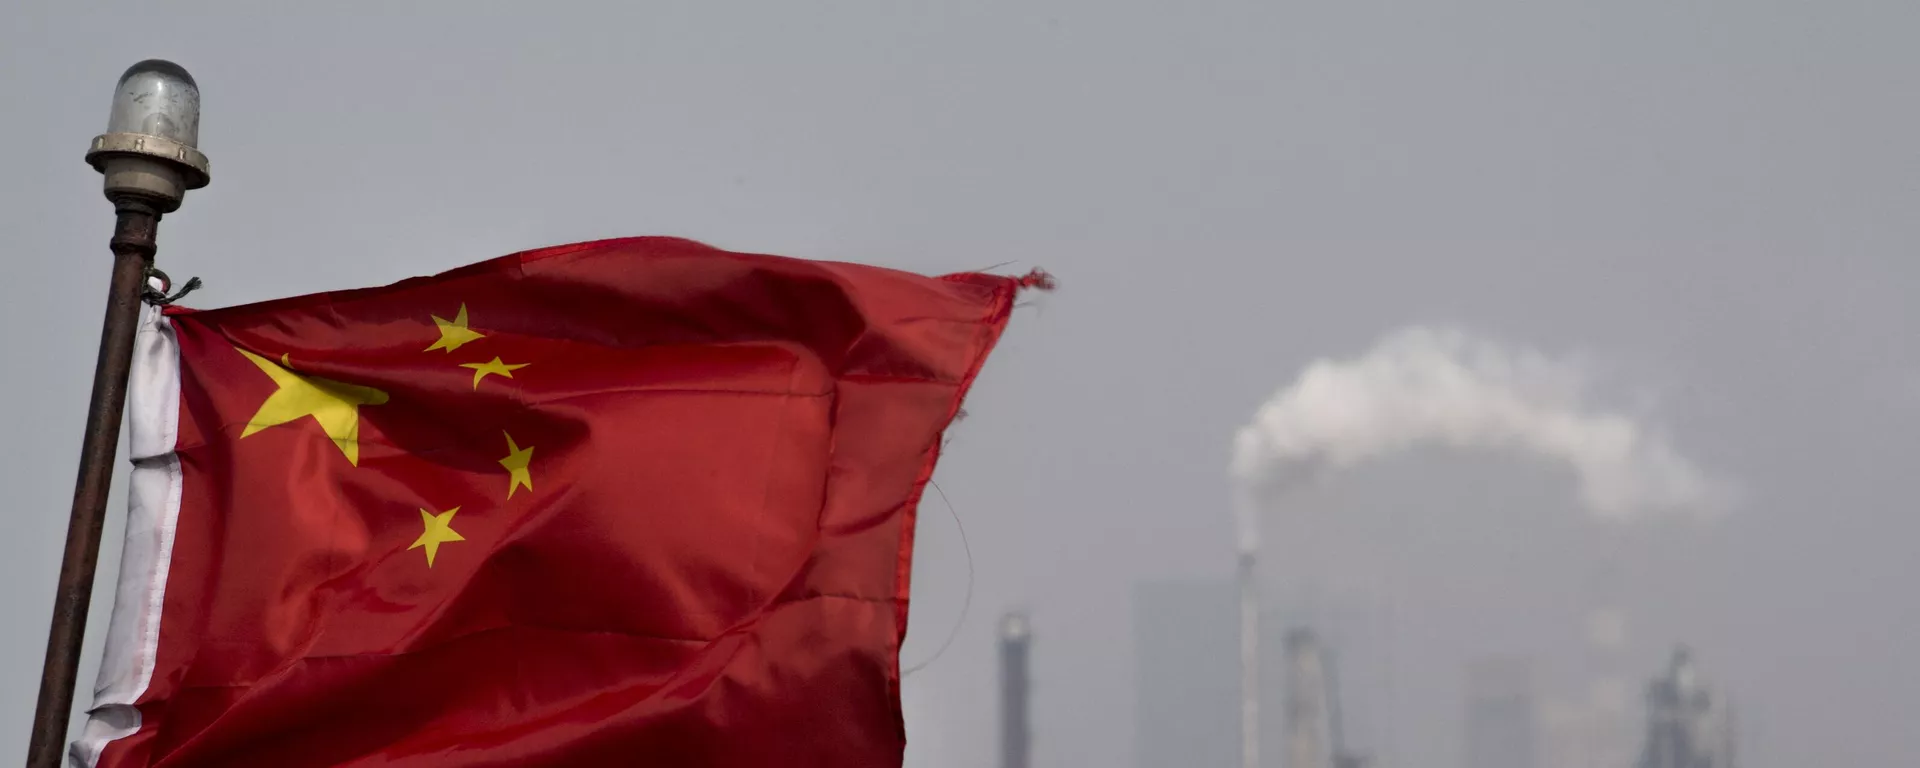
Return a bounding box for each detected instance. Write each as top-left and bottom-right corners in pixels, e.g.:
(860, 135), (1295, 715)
(1000, 612), (1032, 768)
(1283, 628), (1370, 768)
(1239, 553), (1261, 768)
(1635, 647), (1735, 768)
(1132, 579), (1371, 768)
(1454, 646), (1740, 768)
(1128, 577), (1744, 767)
(1536, 604), (1636, 768)
(1282, 629), (1332, 768)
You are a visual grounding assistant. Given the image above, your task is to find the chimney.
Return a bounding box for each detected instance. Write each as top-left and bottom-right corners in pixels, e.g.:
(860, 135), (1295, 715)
(999, 612), (1032, 768)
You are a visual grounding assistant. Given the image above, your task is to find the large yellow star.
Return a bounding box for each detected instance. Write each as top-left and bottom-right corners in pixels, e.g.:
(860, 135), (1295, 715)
(498, 431), (534, 499)
(424, 303), (485, 353)
(460, 357), (529, 390)
(408, 506), (466, 567)
(237, 348), (388, 466)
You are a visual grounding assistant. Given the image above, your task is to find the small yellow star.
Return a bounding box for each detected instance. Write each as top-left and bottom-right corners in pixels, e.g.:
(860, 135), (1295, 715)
(498, 432), (534, 499)
(408, 506), (465, 567)
(237, 349), (388, 466)
(425, 303), (486, 353)
(460, 357), (529, 389)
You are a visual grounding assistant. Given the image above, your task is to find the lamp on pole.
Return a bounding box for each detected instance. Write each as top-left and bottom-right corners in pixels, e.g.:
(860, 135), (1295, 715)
(27, 59), (210, 768)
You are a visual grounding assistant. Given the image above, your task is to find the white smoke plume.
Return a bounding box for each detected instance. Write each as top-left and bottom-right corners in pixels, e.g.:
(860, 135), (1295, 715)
(1230, 326), (1730, 554)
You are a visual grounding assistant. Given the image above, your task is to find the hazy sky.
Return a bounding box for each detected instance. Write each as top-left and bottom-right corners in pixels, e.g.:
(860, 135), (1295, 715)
(5, 3), (1919, 767)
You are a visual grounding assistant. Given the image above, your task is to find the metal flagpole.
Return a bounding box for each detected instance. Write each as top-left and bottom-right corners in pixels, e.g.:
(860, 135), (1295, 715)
(27, 59), (210, 768)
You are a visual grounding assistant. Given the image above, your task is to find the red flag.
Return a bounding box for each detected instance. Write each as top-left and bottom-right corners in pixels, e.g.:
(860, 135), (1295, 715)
(73, 237), (1029, 767)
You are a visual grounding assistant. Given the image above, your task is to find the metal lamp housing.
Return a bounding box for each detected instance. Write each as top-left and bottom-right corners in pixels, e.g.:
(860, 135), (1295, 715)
(85, 59), (210, 211)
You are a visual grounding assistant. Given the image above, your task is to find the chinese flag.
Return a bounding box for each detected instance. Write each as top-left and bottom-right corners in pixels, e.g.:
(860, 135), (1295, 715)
(72, 237), (1031, 767)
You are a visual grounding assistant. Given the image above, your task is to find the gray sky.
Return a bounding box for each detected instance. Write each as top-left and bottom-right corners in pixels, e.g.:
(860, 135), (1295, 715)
(5, 2), (1918, 767)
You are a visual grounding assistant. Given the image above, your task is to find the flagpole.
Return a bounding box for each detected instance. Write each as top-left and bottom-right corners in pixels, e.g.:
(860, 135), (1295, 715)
(27, 60), (210, 768)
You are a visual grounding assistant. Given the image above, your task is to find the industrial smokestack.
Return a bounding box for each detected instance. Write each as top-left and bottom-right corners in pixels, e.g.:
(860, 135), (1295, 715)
(999, 612), (1031, 768)
(1238, 552), (1259, 768)
(1227, 328), (1731, 768)
(1232, 481), (1260, 768)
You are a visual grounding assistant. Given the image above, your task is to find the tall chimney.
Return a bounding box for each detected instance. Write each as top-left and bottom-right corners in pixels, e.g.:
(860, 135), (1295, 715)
(999, 612), (1032, 768)
(1239, 552), (1260, 768)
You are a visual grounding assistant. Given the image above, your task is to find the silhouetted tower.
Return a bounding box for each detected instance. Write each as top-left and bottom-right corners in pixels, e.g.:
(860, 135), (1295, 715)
(999, 612), (1031, 768)
(1637, 647), (1734, 768)
(1238, 551), (1261, 768)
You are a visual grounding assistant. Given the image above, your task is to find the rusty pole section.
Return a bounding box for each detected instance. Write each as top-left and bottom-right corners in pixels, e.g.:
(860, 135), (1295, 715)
(27, 203), (159, 768)
(28, 60), (209, 768)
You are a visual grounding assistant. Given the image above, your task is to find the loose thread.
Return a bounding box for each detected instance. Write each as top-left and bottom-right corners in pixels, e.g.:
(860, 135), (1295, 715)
(1015, 268), (1056, 291)
(901, 479), (975, 677)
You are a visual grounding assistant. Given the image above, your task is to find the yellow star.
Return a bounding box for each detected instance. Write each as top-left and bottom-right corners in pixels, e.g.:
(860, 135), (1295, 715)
(460, 357), (529, 389)
(424, 303), (486, 353)
(498, 431), (534, 499)
(237, 348), (389, 466)
(408, 506), (466, 567)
